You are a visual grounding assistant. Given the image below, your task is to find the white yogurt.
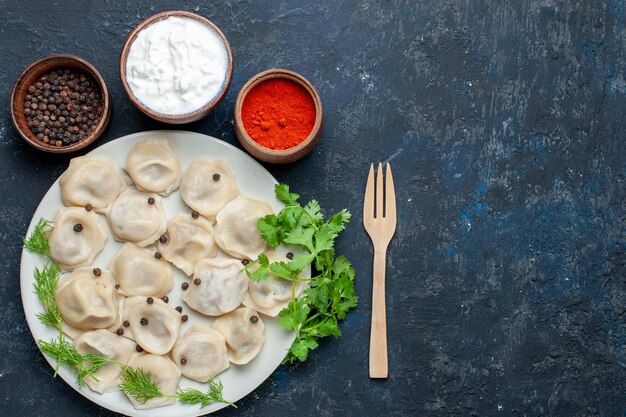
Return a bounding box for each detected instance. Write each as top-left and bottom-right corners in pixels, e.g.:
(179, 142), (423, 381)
(125, 16), (229, 115)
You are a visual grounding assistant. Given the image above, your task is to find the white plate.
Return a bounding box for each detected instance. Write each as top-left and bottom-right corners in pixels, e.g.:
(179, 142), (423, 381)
(20, 131), (303, 417)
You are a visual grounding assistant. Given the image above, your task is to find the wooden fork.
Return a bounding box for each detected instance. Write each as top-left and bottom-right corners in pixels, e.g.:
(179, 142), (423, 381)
(363, 163), (396, 379)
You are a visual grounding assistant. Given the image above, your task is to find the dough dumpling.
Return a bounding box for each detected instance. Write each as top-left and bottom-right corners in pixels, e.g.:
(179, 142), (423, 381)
(126, 354), (181, 410)
(59, 156), (125, 209)
(213, 307), (265, 365)
(182, 258), (248, 316)
(122, 296), (181, 355)
(74, 329), (136, 393)
(55, 267), (118, 331)
(214, 195), (273, 260)
(243, 254), (305, 317)
(157, 213), (217, 276)
(125, 138), (181, 196)
(179, 159), (239, 220)
(171, 325), (230, 382)
(49, 207), (107, 271)
(106, 188), (166, 247)
(109, 243), (173, 297)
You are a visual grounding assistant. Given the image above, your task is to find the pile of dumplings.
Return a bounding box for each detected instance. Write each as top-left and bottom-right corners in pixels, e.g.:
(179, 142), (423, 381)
(47, 137), (304, 410)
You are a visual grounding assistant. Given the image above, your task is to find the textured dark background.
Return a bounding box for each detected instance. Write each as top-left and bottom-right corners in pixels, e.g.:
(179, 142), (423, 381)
(1, 1), (625, 416)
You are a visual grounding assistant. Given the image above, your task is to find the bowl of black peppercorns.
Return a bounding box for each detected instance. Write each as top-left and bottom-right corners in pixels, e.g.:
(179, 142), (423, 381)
(10, 54), (111, 153)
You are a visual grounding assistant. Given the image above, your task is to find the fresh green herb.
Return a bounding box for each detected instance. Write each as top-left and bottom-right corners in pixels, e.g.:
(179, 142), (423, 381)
(37, 338), (110, 387)
(247, 184), (358, 363)
(23, 218), (53, 256)
(177, 381), (237, 408)
(33, 261), (63, 327)
(119, 365), (163, 404)
(119, 365), (235, 409)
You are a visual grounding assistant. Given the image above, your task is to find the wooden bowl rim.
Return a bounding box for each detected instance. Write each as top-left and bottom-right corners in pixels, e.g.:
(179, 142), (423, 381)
(119, 10), (234, 123)
(234, 68), (323, 159)
(10, 53), (111, 153)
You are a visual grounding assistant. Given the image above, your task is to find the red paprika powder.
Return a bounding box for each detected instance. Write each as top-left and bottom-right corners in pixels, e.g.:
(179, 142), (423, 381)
(241, 78), (316, 150)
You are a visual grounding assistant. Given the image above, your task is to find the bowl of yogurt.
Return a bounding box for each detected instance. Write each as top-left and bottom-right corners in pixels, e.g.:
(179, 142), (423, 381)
(120, 11), (233, 123)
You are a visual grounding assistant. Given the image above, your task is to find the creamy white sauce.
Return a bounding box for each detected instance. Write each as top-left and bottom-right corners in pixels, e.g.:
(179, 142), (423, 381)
(126, 16), (228, 115)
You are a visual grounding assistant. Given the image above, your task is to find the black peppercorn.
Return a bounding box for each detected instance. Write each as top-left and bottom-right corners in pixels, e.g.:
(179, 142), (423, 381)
(181, 282), (189, 290)
(191, 210), (199, 218)
(147, 197), (155, 205)
(159, 234), (168, 244)
(146, 297), (154, 305)
(23, 67), (104, 148)
(140, 317), (148, 326)
(92, 268), (101, 276)
(286, 252), (294, 259)
(181, 315), (188, 322)
(123, 320), (130, 327)
(116, 328), (124, 336)
(212, 173), (220, 181)
(154, 252), (162, 259)
(250, 315), (259, 324)
(135, 345), (144, 352)
(73, 223), (83, 232)
(175, 306), (183, 313)
(193, 278), (201, 285)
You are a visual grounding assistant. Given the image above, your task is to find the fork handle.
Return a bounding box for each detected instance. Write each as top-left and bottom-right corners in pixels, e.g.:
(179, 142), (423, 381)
(369, 247), (388, 378)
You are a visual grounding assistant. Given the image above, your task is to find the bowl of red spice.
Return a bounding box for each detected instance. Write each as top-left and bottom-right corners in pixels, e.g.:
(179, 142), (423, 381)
(234, 68), (322, 164)
(10, 54), (111, 153)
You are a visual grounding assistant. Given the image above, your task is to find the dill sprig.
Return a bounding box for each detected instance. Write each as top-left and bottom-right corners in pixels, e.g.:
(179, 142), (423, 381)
(23, 218), (53, 256)
(177, 380), (237, 408)
(33, 261), (63, 327)
(37, 338), (110, 387)
(119, 365), (235, 408)
(119, 365), (163, 404)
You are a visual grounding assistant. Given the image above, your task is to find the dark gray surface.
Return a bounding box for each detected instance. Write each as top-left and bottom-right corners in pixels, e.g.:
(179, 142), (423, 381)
(1, 1), (625, 416)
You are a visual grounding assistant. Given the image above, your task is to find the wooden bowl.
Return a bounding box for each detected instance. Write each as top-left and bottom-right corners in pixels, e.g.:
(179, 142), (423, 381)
(234, 69), (323, 164)
(10, 54), (111, 153)
(119, 11), (233, 124)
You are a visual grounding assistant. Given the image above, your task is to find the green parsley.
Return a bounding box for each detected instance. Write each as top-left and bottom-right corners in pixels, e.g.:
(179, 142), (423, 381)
(246, 184), (358, 363)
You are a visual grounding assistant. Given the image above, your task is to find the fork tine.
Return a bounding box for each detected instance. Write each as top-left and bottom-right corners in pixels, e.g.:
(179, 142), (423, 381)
(385, 163), (396, 220)
(376, 162), (384, 218)
(363, 164), (375, 221)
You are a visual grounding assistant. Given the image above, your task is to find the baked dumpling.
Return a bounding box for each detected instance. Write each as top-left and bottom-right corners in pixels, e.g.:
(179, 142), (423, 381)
(49, 207), (107, 271)
(109, 243), (173, 297)
(124, 138), (181, 196)
(59, 156), (125, 209)
(74, 329), (136, 393)
(243, 255), (305, 317)
(214, 195), (273, 260)
(171, 325), (230, 382)
(213, 307), (265, 365)
(126, 354), (181, 410)
(105, 188), (166, 247)
(179, 159), (239, 220)
(182, 258), (248, 316)
(55, 267), (118, 332)
(122, 296), (181, 355)
(157, 213), (217, 276)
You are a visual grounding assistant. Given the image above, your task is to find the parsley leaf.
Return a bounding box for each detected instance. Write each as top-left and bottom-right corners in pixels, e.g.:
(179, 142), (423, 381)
(251, 183), (358, 363)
